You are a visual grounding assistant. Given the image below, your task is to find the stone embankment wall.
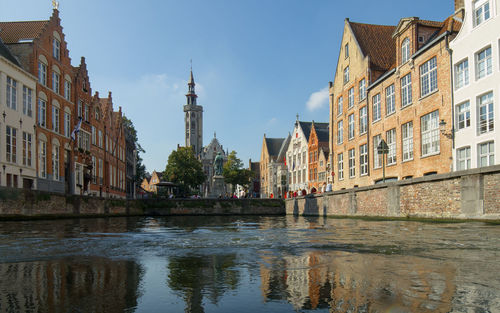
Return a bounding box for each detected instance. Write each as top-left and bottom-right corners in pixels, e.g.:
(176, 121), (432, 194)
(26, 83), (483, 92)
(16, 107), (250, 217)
(0, 189), (284, 219)
(286, 165), (500, 220)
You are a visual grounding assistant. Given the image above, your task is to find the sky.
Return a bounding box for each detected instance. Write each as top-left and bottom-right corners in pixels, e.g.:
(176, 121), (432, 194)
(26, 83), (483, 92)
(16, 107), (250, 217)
(1, 0), (454, 173)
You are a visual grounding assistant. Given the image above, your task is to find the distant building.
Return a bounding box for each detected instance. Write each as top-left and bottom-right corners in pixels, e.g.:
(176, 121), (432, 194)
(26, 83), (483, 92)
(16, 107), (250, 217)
(248, 159), (260, 198)
(307, 121), (329, 192)
(451, 0), (498, 170)
(260, 134), (290, 198)
(184, 70), (203, 158)
(200, 134), (227, 196)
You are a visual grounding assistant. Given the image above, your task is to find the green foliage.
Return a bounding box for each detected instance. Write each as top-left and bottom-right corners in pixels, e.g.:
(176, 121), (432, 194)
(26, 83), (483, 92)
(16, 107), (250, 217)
(164, 147), (206, 194)
(122, 115), (147, 186)
(222, 151), (254, 191)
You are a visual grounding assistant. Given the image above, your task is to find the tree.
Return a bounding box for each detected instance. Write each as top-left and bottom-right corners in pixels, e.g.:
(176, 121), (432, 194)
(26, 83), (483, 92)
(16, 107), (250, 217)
(122, 115), (146, 186)
(222, 151), (254, 192)
(163, 147), (206, 195)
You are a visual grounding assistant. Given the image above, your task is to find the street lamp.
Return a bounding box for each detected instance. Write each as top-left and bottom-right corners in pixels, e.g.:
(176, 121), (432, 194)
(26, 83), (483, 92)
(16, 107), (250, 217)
(377, 139), (389, 183)
(439, 119), (453, 139)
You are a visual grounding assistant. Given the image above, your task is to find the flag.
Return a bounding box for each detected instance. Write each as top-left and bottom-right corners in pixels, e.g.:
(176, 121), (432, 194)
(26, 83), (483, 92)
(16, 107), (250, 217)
(284, 156), (286, 166)
(71, 117), (82, 141)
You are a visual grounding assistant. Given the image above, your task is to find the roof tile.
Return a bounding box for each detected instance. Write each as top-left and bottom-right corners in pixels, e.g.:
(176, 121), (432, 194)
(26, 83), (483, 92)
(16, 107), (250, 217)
(0, 21), (49, 44)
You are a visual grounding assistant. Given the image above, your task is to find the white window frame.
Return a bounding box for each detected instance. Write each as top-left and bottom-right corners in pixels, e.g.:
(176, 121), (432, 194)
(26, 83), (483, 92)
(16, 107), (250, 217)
(454, 59), (469, 90)
(359, 106), (367, 135)
(348, 87), (354, 108)
(52, 72), (60, 94)
(38, 99), (46, 127)
(337, 120), (343, 145)
(386, 84), (395, 115)
(348, 114), (355, 140)
(64, 112), (71, 137)
(348, 148), (355, 178)
(401, 38), (410, 64)
(476, 46), (492, 80)
(477, 91), (494, 135)
(52, 144), (60, 181)
(421, 110), (440, 157)
(401, 73), (412, 108)
(344, 66), (349, 84)
(478, 141), (494, 167)
(6, 126), (17, 163)
(372, 93), (381, 122)
(52, 106), (60, 133)
(64, 79), (71, 101)
(6, 76), (17, 110)
(22, 132), (32, 167)
(473, 0), (491, 27)
(373, 134), (383, 169)
(39, 140), (47, 178)
(402, 122), (414, 162)
(456, 101), (471, 130)
(338, 153), (344, 180)
(337, 96), (343, 116)
(22, 86), (33, 117)
(359, 78), (366, 101)
(360, 144), (368, 176)
(53, 38), (60, 60)
(456, 146), (471, 171)
(38, 61), (47, 86)
(420, 57), (438, 97)
(386, 128), (396, 165)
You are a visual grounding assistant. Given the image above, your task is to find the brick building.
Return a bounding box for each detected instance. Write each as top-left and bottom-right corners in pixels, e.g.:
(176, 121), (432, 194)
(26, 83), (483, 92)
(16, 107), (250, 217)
(329, 9), (462, 190)
(307, 121), (329, 192)
(260, 134), (289, 198)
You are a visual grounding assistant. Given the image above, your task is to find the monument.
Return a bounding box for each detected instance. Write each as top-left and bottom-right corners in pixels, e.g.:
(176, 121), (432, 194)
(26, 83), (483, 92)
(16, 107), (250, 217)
(211, 152), (226, 197)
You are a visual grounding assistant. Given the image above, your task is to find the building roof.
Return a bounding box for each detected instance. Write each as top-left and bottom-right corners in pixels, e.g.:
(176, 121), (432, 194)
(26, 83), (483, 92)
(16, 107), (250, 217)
(299, 121), (328, 142)
(0, 38), (20, 66)
(276, 134), (291, 163)
(349, 21), (396, 72)
(314, 122), (329, 144)
(0, 20), (49, 44)
(265, 138), (285, 159)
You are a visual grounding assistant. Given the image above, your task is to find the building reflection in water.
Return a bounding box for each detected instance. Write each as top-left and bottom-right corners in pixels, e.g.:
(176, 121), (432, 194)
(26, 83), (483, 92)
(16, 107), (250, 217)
(0, 257), (143, 313)
(167, 254), (239, 313)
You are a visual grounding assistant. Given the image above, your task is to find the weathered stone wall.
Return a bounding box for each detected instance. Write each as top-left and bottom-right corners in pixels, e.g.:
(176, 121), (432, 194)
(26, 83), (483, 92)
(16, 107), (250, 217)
(286, 165), (500, 220)
(0, 189), (284, 219)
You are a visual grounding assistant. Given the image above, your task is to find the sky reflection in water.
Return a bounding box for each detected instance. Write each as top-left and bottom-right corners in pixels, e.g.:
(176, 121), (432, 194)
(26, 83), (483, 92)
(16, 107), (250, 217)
(0, 216), (499, 312)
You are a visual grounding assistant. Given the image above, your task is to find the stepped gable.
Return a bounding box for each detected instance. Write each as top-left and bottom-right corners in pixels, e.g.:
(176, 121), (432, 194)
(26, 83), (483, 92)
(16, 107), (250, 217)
(349, 21), (396, 72)
(0, 20), (49, 43)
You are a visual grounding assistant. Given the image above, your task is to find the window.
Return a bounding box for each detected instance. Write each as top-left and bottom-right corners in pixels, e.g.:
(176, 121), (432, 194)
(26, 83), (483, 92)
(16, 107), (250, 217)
(95, 107), (100, 120)
(345, 43), (349, 58)
(39, 141), (46, 178)
(22, 132), (32, 167)
(38, 62), (47, 86)
(455, 59), (469, 89)
(84, 105), (89, 122)
(402, 122), (414, 161)
(478, 141), (494, 167)
(359, 79), (366, 101)
(456, 101), (470, 130)
(337, 96), (343, 116)
(359, 106), (367, 135)
(476, 47), (492, 80)
(337, 120), (343, 144)
(52, 107), (60, 133)
(401, 38), (410, 64)
(348, 149), (355, 178)
(92, 126), (96, 145)
(386, 128), (396, 165)
(348, 114), (355, 140)
(372, 93), (381, 122)
(386, 84), (395, 115)
(38, 99), (46, 127)
(99, 158), (103, 184)
(78, 131), (91, 151)
(52, 145), (59, 181)
(421, 110), (440, 156)
(53, 38), (60, 60)
(64, 112), (71, 137)
(477, 92), (494, 134)
(78, 100), (82, 118)
(6, 76), (17, 110)
(22, 86), (33, 117)
(474, 0), (491, 26)
(344, 66), (349, 84)
(52, 72), (60, 94)
(338, 153), (344, 180)
(92, 156), (97, 184)
(348, 88), (354, 108)
(420, 57), (438, 97)
(64, 79), (71, 101)
(98, 130), (103, 148)
(373, 134), (383, 169)
(360, 144), (368, 176)
(456, 146), (471, 170)
(6, 126), (17, 163)
(401, 73), (412, 107)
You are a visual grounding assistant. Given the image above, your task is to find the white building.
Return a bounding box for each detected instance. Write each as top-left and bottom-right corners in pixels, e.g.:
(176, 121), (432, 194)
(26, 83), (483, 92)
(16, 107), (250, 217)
(0, 39), (37, 188)
(451, 0), (499, 170)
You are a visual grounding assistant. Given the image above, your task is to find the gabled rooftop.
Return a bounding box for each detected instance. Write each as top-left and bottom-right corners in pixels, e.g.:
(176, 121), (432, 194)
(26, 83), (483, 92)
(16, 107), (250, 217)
(0, 20), (49, 44)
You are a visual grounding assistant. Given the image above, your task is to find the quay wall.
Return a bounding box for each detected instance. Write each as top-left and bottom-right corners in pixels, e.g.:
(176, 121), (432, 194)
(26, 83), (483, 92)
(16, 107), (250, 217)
(286, 165), (500, 220)
(0, 190), (284, 219)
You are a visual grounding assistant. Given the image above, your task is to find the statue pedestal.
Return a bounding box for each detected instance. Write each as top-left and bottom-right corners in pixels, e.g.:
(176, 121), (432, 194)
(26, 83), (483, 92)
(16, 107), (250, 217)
(210, 175), (225, 198)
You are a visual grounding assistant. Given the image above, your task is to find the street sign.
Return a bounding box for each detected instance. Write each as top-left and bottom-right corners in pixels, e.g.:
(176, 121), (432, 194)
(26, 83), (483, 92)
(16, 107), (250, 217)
(377, 139), (389, 154)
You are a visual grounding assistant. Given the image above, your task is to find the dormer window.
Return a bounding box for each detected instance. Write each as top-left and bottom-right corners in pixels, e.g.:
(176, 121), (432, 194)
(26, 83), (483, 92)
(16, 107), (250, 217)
(474, 0), (490, 27)
(401, 38), (410, 64)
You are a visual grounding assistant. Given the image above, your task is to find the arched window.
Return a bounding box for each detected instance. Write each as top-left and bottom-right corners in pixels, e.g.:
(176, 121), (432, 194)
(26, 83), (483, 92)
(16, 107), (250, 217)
(401, 38), (410, 64)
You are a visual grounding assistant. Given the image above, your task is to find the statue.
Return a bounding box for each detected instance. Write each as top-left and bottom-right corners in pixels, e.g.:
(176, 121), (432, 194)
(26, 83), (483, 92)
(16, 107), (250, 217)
(214, 152), (223, 176)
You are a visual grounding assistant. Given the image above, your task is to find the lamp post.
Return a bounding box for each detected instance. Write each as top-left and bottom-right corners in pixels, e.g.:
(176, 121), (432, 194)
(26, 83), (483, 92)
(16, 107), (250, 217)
(377, 139), (389, 183)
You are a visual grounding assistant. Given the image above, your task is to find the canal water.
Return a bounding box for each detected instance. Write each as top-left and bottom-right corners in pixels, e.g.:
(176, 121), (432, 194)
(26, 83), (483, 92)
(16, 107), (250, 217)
(0, 216), (499, 312)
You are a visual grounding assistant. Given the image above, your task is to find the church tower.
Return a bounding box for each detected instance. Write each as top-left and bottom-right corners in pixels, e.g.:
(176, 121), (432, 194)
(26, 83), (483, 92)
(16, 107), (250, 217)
(184, 70), (203, 157)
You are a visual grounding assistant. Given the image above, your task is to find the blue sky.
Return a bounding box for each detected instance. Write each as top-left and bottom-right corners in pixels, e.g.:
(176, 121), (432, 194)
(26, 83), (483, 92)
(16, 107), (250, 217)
(1, 0), (454, 173)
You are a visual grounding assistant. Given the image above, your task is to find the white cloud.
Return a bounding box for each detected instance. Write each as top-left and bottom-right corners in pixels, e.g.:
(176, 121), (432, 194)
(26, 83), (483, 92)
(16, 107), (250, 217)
(306, 86), (329, 111)
(267, 117), (277, 125)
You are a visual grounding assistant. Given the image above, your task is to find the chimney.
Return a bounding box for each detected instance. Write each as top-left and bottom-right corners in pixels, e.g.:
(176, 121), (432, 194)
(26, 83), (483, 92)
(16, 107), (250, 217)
(455, 0), (464, 11)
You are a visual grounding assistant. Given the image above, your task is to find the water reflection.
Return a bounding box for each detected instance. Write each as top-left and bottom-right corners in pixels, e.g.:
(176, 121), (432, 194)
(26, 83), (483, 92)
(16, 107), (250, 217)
(0, 216), (499, 312)
(0, 257), (143, 313)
